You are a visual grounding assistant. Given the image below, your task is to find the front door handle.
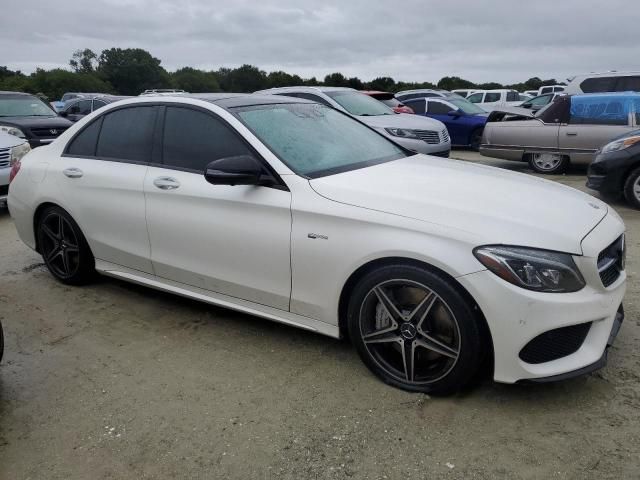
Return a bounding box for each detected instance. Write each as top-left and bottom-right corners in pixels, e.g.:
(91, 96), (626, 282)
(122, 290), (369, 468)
(565, 132), (578, 136)
(153, 176), (180, 190)
(63, 167), (83, 178)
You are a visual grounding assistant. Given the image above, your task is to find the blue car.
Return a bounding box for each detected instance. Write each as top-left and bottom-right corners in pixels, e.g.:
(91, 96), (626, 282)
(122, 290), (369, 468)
(402, 96), (488, 149)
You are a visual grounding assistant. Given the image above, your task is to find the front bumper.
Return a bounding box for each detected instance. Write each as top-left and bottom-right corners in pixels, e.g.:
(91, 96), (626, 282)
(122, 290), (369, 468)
(0, 167), (9, 206)
(519, 306), (623, 383)
(391, 136), (451, 156)
(458, 213), (626, 384)
(586, 149), (634, 195)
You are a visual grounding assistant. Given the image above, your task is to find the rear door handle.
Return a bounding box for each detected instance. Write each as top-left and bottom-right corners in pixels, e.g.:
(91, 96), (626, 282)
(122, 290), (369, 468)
(566, 132), (578, 136)
(153, 176), (180, 190)
(63, 167), (83, 178)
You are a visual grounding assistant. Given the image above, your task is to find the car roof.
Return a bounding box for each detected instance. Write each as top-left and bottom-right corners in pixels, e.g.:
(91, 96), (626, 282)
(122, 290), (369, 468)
(255, 86), (355, 95)
(396, 89), (449, 95)
(186, 93), (315, 108)
(0, 91), (36, 97)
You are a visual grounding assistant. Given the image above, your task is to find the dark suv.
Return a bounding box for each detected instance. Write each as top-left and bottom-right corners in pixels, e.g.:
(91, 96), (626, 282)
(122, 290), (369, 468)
(0, 91), (73, 148)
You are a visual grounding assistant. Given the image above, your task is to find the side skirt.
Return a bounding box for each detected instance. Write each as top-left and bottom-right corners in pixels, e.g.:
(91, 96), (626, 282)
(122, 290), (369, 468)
(95, 259), (340, 339)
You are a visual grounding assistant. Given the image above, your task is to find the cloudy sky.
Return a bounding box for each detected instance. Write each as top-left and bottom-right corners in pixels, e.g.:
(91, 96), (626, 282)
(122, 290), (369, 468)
(1, 0), (638, 84)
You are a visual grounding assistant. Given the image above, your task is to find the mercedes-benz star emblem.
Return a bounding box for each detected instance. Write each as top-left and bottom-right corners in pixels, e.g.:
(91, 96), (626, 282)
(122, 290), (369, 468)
(400, 323), (417, 340)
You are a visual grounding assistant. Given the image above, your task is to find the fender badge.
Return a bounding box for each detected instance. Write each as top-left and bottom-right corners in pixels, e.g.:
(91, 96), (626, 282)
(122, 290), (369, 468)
(308, 233), (328, 240)
(588, 202), (601, 210)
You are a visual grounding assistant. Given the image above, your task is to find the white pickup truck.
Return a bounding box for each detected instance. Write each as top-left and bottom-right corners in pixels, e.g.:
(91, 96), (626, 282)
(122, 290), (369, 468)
(466, 89), (522, 112)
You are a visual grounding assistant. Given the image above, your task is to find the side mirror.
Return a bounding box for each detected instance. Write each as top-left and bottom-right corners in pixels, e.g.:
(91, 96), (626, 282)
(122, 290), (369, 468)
(447, 109), (462, 117)
(204, 155), (266, 186)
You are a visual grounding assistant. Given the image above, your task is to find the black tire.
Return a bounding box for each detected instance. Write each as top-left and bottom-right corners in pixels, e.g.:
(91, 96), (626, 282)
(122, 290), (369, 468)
(347, 264), (485, 395)
(470, 128), (483, 151)
(36, 206), (95, 285)
(527, 152), (569, 174)
(0, 320), (4, 363)
(623, 166), (640, 210)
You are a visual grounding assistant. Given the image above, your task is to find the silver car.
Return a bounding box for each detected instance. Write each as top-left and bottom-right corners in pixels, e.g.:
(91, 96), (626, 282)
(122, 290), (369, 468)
(480, 93), (640, 174)
(0, 131), (30, 207)
(255, 87), (451, 156)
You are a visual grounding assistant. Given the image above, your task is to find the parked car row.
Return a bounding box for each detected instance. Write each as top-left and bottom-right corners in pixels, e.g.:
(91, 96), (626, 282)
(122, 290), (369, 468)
(6, 92), (626, 395)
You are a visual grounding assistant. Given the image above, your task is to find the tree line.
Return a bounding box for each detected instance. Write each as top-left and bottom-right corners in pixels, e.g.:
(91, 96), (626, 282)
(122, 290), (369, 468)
(0, 47), (564, 101)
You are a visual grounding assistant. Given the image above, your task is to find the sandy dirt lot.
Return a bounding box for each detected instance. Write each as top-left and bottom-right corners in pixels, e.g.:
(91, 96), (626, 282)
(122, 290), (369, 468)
(1, 153), (639, 479)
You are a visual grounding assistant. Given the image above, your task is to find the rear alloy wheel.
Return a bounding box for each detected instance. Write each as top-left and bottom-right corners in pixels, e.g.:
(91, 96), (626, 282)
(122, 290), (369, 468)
(470, 128), (483, 151)
(347, 265), (485, 395)
(528, 152), (569, 174)
(623, 166), (640, 209)
(37, 206), (95, 285)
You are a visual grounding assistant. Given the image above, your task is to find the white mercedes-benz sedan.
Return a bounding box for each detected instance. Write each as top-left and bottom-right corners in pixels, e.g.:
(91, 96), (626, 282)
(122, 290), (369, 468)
(8, 94), (626, 395)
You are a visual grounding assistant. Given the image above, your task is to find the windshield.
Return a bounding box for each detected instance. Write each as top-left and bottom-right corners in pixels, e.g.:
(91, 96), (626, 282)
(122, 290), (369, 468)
(326, 91), (395, 116)
(235, 103), (407, 178)
(0, 96), (57, 117)
(446, 97), (486, 115)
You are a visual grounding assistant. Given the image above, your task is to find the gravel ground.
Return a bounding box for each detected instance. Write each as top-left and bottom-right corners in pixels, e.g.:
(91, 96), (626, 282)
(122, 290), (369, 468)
(1, 152), (639, 479)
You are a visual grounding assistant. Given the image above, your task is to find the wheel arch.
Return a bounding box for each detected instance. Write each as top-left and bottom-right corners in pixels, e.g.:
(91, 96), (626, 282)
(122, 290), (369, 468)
(337, 256), (494, 368)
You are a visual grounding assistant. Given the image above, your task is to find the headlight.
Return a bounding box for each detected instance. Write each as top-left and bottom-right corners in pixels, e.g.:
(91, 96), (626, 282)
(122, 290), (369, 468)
(601, 135), (640, 154)
(0, 124), (26, 138)
(385, 127), (419, 139)
(473, 246), (585, 293)
(10, 141), (31, 163)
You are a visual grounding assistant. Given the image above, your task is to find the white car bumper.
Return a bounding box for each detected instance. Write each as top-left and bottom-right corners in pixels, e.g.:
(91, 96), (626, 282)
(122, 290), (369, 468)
(459, 212), (626, 384)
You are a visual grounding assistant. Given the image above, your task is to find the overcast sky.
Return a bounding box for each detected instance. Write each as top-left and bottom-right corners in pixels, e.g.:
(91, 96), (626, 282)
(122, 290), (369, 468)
(1, 0), (638, 84)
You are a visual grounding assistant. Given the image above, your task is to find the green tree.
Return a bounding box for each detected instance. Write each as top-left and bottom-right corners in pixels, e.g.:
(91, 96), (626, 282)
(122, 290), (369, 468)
(171, 67), (220, 92)
(437, 76), (475, 90)
(367, 77), (396, 92)
(215, 65), (267, 92)
(26, 68), (112, 100)
(266, 70), (303, 88)
(347, 77), (364, 90)
(97, 48), (170, 95)
(69, 49), (98, 74)
(324, 72), (349, 87)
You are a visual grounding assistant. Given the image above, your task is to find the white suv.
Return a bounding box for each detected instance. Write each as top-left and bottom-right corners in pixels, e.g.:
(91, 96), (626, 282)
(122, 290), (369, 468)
(256, 87), (451, 156)
(565, 71), (640, 94)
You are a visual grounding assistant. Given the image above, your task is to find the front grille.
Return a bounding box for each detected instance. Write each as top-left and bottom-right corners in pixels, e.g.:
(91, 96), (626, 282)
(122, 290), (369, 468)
(440, 128), (450, 143)
(519, 322), (592, 364)
(412, 129), (441, 144)
(0, 147), (9, 168)
(597, 235), (625, 287)
(30, 127), (67, 138)
(0, 184), (8, 196)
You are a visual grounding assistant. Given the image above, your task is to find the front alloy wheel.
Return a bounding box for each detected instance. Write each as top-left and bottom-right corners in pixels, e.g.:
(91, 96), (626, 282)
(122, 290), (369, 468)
(348, 265), (485, 395)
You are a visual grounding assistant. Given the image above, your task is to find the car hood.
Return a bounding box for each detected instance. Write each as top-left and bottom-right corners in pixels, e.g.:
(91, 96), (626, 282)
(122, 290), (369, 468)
(0, 131), (27, 148)
(309, 155), (608, 254)
(358, 113), (446, 131)
(0, 115), (73, 129)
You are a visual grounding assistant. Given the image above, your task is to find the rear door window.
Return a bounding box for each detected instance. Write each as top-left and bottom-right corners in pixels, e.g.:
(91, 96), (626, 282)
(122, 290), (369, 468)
(77, 100), (92, 115)
(162, 106), (251, 172)
(617, 76), (640, 92)
(580, 77), (617, 93)
(484, 93), (501, 103)
(96, 106), (157, 162)
(66, 118), (102, 156)
(403, 99), (426, 115)
(427, 100), (453, 114)
(506, 91), (520, 102)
